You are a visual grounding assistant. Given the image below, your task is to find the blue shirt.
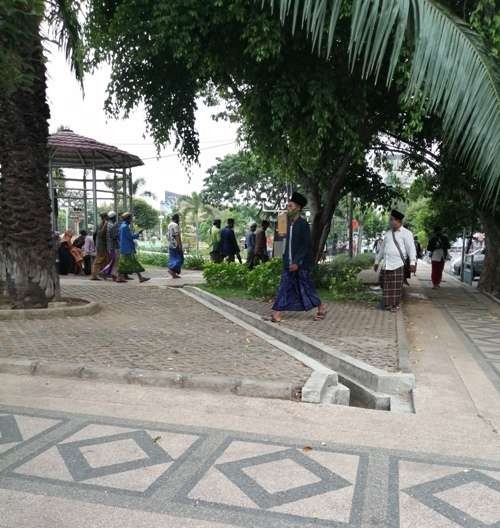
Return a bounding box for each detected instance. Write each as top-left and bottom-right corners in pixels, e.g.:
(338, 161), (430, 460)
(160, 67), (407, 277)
(119, 222), (139, 255)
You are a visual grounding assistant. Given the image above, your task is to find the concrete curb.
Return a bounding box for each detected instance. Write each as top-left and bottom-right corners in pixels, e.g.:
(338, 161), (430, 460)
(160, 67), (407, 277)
(183, 287), (415, 412)
(0, 300), (101, 320)
(396, 307), (412, 373)
(179, 287), (350, 406)
(0, 359), (302, 401)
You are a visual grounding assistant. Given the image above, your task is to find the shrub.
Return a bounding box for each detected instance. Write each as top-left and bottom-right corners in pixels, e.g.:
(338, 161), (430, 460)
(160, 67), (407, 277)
(137, 251), (168, 267)
(184, 255), (206, 270)
(247, 258), (282, 299)
(352, 252), (375, 269)
(203, 262), (250, 289)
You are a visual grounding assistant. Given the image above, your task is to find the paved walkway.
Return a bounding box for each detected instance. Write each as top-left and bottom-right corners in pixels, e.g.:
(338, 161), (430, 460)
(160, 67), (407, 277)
(0, 276), (311, 386)
(1, 263), (500, 527)
(0, 372), (499, 528)
(410, 262), (500, 393)
(232, 297), (400, 372)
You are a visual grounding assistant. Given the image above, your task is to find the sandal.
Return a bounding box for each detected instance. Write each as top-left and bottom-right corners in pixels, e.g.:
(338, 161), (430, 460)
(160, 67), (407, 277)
(263, 315), (282, 323)
(313, 311), (327, 321)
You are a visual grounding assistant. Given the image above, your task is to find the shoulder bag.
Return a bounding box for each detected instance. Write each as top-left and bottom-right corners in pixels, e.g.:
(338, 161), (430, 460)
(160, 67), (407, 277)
(392, 230), (411, 278)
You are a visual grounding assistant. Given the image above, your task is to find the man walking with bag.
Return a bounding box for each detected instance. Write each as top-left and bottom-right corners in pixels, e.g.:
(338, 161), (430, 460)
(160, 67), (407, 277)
(374, 210), (416, 312)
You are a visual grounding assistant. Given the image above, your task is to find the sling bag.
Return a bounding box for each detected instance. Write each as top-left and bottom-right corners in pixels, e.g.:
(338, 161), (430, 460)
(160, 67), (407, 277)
(391, 230), (411, 277)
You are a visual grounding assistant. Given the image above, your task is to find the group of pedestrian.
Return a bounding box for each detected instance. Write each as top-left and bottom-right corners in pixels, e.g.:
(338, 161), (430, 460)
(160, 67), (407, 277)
(58, 211), (150, 284)
(209, 218), (271, 268)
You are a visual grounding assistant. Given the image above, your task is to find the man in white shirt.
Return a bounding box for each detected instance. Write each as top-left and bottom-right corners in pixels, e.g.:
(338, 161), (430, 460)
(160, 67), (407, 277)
(374, 210), (417, 311)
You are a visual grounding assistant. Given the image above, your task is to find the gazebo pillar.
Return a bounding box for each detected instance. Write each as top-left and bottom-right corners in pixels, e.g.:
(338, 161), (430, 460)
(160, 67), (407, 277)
(92, 164), (98, 229)
(113, 168), (118, 213)
(128, 169), (134, 212)
(83, 169), (88, 231)
(122, 168), (127, 213)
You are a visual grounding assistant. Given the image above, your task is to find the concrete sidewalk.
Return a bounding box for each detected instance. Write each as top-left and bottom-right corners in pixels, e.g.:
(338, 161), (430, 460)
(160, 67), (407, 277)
(0, 366), (499, 528)
(1, 262), (499, 527)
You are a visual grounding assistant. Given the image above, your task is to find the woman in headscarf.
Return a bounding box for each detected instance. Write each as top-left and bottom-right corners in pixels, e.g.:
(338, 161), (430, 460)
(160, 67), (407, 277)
(62, 230), (84, 275)
(116, 213), (150, 283)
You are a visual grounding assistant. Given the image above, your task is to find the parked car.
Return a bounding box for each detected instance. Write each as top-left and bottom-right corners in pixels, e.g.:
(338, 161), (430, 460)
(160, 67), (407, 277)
(452, 249), (485, 277)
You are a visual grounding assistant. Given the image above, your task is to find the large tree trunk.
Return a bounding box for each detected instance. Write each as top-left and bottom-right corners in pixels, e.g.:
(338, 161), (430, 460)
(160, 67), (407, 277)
(479, 212), (500, 297)
(0, 12), (58, 309)
(305, 158), (351, 263)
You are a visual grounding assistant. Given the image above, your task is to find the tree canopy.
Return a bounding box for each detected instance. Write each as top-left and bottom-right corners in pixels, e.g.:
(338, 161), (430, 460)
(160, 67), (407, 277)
(203, 151), (288, 211)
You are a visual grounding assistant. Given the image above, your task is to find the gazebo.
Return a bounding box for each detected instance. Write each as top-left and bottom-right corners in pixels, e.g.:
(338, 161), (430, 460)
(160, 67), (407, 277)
(47, 129), (144, 230)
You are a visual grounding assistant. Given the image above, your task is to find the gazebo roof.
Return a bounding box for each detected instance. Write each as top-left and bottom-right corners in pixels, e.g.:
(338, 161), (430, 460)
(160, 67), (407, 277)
(48, 129), (143, 170)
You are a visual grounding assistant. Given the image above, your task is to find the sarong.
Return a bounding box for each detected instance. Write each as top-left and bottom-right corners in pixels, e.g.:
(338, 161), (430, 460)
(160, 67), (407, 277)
(92, 252), (108, 276)
(272, 270), (321, 312)
(431, 260), (445, 286)
(382, 266), (404, 308)
(118, 253), (144, 274)
(168, 248), (184, 274)
(102, 250), (117, 277)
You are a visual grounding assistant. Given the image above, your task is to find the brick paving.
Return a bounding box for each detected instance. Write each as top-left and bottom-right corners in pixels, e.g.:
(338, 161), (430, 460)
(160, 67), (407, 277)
(0, 280), (311, 385)
(231, 298), (400, 372)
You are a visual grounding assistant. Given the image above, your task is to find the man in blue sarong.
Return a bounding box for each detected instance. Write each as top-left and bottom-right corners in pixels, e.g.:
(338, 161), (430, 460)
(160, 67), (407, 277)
(167, 213), (184, 279)
(271, 192), (327, 323)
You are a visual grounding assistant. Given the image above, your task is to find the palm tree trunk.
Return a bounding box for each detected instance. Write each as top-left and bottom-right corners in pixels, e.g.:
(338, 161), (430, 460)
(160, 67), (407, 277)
(0, 13), (59, 308)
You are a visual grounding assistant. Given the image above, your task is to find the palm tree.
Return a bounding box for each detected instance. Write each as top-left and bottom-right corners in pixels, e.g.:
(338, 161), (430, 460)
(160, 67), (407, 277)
(0, 1), (83, 308)
(177, 192), (214, 254)
(263, 0), (500, 199)
(103, 176), (157, 210)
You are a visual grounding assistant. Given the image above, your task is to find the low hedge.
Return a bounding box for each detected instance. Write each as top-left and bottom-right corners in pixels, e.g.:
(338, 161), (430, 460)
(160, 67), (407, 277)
(203, 254), (374, 300)
(137, 251), (168, 267)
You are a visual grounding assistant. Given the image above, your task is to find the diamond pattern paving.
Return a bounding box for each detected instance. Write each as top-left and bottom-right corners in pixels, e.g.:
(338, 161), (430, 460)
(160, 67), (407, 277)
(1, 407), (500, 527)
(397, 460), (500, 528)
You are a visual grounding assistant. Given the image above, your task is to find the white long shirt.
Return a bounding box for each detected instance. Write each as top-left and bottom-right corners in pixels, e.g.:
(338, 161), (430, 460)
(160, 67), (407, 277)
(376, 226), (417, 271)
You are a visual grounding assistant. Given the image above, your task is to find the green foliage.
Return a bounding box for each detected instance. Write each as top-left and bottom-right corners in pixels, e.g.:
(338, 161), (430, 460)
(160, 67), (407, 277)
(312, 254), (374, 289)
(203, 151), (287, 211)
(267, 0), (500, 199)
(85, 0), (410, 261)
(183, 254), (206, 270)
(203, 262), (250, 289)
(137, 251), (168, 267)
(132, 198), (159, 232)
(246, 258), (282, 298)
(178, 192), (214, 253)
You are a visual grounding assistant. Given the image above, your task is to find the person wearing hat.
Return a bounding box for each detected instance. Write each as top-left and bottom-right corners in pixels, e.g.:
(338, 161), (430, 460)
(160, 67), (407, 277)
(91, 212), (109, 280)
(116, 212), (150, 283)
(101, 210), (121, 280)
(270, 192), (326, 323)
(374, 210), (416, 311)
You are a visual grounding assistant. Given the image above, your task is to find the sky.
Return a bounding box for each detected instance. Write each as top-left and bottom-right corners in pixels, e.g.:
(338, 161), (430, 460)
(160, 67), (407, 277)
(45, 43), (240, 207)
